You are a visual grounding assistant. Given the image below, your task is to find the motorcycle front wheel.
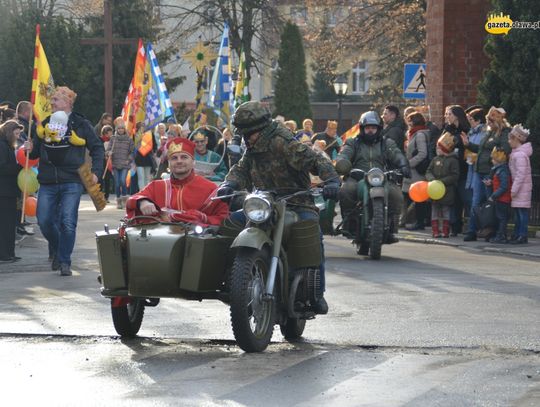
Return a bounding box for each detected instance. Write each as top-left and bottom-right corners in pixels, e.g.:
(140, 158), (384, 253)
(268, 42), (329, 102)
(229, 247), (275, 352)
(369, 198), (384, 260)
(111, 298), (145, 337)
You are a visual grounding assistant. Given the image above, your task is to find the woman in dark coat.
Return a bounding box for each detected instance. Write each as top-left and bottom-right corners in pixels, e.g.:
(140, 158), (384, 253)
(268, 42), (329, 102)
(0, 120), (24, 262)
(443, 105), (470, 235)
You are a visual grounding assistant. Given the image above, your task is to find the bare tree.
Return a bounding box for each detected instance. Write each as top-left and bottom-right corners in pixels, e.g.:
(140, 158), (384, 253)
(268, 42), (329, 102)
(159, 1), (284, 81)
(305, 0), (426, 105)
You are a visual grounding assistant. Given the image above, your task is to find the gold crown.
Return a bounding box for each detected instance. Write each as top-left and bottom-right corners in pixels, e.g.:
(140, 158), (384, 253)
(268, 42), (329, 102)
(491, 146), (507, 163)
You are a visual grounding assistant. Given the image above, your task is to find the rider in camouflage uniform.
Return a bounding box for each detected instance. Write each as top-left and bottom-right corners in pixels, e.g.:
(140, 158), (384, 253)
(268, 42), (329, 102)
(336, 111), (410, 243)
(217, 101), (339, 314)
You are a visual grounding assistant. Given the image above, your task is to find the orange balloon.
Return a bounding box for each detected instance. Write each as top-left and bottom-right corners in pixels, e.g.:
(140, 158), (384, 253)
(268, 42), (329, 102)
(24, 196), (38, 217)
(409, 181), (429, 203)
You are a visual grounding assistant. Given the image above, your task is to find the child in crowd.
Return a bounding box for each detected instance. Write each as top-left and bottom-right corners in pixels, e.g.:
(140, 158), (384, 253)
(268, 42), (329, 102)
(484, 146), (512, 243)
(508, 124), (532, 244)
(425, 132), (460, 237)
(100, 125), (114, 203)
(107, 118), (134, 209)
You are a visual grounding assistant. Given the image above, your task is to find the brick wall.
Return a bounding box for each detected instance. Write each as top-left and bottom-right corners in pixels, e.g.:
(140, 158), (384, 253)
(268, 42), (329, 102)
(426, 0), (492, 126)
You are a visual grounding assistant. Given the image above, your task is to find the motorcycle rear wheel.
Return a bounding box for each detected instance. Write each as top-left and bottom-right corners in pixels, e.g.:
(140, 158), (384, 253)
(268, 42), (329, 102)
(230, 248), (275, 352)
(369, 198), (384, 260)
(111, 298), (145, 337)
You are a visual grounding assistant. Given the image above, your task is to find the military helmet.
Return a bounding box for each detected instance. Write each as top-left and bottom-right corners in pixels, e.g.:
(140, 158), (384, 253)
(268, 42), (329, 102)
(358, 111), (382, 129)
(232, 101), (272, 136)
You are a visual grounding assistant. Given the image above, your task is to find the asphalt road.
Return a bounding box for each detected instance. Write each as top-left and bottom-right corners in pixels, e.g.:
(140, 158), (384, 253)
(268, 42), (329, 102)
(0, 197), (539, 406)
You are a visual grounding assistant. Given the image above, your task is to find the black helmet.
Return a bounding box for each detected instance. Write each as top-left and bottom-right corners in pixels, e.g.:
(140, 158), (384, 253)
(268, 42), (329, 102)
(358, 111), (382, 144)
(232, 101), (272, 136)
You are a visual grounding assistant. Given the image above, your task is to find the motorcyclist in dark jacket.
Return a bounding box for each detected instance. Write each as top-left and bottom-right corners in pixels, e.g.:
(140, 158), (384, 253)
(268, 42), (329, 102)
(336, 111), (410, 243)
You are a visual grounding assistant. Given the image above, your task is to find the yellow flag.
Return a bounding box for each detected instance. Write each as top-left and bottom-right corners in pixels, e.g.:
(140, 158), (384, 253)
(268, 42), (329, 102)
(31, 25), (55, 124)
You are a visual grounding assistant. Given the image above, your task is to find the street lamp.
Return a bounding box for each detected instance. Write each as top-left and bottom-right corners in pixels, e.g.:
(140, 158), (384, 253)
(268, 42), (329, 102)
(333, 75), (348, 134)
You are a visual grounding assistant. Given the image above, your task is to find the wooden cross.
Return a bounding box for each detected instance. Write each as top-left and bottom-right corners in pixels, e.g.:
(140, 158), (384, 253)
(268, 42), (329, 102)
(80, 0), (138, 115)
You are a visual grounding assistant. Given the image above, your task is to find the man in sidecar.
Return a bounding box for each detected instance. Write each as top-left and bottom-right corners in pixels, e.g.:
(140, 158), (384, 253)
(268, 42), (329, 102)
(125, 137), (229, 225)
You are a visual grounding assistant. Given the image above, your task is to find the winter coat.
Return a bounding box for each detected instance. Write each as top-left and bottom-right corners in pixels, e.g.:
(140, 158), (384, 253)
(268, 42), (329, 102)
(382, 118), (406, 153)
(467, 127), (511, 175)
(443, 123), (469, 181)
(134, 132), (157, 168)
(490, 163), (511, 204)
(425, 153), (460, 206)
(337, 136), (407, 176)
(0, 138), (20, 198)
(509, 142), (533, 208)
(29, 111), (104, 184)
(465, 123), (487, 189)
(402, 129), (430, 193)
(107, 133), (134, 170)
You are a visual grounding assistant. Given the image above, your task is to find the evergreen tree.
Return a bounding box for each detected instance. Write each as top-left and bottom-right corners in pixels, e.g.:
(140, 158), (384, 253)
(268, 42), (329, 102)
(311, 63), (337, 102)
(0, 8), (90, 114)
(478, 0), (540, 172)
(273, 21), (312, 125)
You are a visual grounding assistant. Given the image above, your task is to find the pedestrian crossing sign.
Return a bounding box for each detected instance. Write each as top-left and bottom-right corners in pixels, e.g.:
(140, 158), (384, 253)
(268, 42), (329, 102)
(403, 63), (426, 99)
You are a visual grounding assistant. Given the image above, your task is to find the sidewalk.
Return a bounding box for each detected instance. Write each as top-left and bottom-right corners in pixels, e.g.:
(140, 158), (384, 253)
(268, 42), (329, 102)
(398, 228), (540, 259)
(1, 196), (123, 274)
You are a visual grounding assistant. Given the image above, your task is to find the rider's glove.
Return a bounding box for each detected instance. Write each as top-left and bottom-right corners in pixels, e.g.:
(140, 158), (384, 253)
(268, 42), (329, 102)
(322, 182), (340, 201)
(400, 165), (411, 179)
(216, 182), (238, 203)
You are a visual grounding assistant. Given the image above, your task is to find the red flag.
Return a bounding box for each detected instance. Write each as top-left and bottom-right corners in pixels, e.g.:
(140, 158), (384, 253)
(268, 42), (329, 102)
(340, 123), (360, 143)
(121, 39), (147, 136)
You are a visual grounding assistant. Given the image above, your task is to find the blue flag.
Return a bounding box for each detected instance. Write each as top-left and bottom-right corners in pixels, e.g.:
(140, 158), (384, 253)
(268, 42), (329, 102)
(208, 23), (234, 122)
(144, 42), (175, 130)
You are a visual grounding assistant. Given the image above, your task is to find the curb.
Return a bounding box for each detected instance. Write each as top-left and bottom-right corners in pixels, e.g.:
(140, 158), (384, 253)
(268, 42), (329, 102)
(398, 234), (540, 259)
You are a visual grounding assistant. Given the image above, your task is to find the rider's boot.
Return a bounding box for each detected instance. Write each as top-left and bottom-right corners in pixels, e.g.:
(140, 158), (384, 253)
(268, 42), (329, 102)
(385, 217), (399, 244)
(314, 296), (329, 315)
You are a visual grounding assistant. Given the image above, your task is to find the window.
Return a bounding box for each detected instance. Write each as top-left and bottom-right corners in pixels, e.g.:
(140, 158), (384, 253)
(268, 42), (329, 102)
(290, 6), (307, 26)
(270, 58), (279, 95)
(351, 61), (369, 94)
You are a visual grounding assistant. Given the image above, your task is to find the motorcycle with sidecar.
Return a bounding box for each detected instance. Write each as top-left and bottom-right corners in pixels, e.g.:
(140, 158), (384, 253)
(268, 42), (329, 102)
(96, 189), (324, 352)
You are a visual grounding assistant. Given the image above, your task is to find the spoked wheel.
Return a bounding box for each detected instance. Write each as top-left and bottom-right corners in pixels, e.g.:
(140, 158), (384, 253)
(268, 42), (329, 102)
(369, 198), (384, 260)
(229, 248), (275, 352)
(111, 297), (145, 337)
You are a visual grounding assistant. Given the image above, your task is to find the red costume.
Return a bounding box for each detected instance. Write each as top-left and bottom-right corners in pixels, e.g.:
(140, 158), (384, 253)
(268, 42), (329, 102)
(125, 137), (229, 225)
(125, 172), (229, 225)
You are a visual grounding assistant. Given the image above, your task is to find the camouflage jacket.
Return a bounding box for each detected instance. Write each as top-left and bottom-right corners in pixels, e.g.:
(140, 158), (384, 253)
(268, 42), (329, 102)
(336, 136), (407, 172)
(225, 122), (338, 211)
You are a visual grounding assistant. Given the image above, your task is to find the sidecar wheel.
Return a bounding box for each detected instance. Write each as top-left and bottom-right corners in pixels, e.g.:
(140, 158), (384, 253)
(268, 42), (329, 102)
(280, 317), (306, 340)
(230, 248), (275, 352)
(111, 298), (145, 337)
(369, 198), (384, 260)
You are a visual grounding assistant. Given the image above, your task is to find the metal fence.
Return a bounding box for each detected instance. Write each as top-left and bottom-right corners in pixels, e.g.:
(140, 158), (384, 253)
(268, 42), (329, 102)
(530, 174), (540, 226)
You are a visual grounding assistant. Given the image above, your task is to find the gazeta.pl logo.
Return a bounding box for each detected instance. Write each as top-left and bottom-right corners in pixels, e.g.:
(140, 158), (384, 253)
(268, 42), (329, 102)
(485, 13), (513, 35)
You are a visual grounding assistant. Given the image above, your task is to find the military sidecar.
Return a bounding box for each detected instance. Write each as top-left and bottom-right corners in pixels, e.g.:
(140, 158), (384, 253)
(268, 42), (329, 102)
(96, 217), (236, 338)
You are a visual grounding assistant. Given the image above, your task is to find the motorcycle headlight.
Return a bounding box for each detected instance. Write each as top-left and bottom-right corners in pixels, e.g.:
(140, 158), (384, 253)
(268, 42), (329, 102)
(243, 195), (272, 223)
(367, 168), (385, 187)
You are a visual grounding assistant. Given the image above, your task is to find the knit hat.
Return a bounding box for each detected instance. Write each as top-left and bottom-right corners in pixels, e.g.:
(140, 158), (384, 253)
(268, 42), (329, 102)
(491, 146), (507, 163)
(509, 124), (530, 143)
(437, 132), (455, 154)
(167, 137), (195, 158)
(486, 106), (506, 122)
(54, 86), (77, 106)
